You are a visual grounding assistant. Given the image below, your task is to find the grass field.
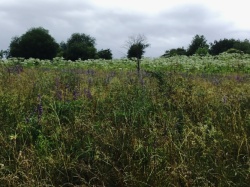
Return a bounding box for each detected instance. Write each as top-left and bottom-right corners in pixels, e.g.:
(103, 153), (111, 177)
(0, 54), (249, 186)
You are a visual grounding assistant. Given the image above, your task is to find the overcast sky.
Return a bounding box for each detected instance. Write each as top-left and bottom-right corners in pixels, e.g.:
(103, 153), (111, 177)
(1, 0), (250, 58)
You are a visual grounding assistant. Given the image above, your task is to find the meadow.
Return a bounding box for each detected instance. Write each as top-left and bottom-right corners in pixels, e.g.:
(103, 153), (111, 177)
(0, 53), (249, 186)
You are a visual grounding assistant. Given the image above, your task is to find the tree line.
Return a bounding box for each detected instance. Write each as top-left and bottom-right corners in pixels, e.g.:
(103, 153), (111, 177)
(1, 27), (113, 60)
(1, 27), (250, 60)
(162, 34), (250, 57)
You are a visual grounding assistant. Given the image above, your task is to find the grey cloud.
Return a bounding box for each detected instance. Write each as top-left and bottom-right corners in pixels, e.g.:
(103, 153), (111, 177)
(0, 1), (249, 58)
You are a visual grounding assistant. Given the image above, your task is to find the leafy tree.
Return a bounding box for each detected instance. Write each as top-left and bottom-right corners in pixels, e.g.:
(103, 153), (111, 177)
(162, 47), (186, 57)
(97, 49), (112, 59)
(57, 42), (67, 57)
(63, 33), (97, 61)
(209, 39), (237, 55)
(195, 47), (209, 56)
(233, 39), (250, 54)
(186, 34), (209, 56)
(210, 38), (250, 55)
(9, 37), (22, 57)
(9, 27), (59, 59)
(126, 34), (150, 73)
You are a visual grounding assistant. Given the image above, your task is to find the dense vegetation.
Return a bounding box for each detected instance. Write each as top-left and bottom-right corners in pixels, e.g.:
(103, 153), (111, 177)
(162, 35), (250, 57)
(0, 54), (249, 186)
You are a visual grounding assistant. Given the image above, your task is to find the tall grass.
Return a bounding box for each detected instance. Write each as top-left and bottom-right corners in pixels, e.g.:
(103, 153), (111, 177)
(0, 60), (249, 186)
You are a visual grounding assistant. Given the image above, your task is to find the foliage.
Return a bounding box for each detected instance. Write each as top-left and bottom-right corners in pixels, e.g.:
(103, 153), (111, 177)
(3, 53), (250, 74)
(162, 47), (186, 57)
(126, 34), (150, 73)
(97, 49), (112, 59)
(186, 34), (209, 56)
(210, 38), (238, 55)
(233, 39), (250, 54)
(9, 27), (59, 60)
(195, 47), (209, 56)
(63, 33), (97, 61)
(210, 38), (250, 55)
(0, 58), (249, 186)
(126, 34), (150, 59)
(226, 48), (243, 54)
(0, 50), (4, 59)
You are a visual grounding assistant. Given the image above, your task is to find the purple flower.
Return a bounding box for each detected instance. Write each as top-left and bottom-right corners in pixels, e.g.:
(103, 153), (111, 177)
(235, 75), (243, 82)
(88, 78), (93, 86)
(140, 78), (145, 87)
(37, 94), (43, 121)
(86, 69), (95, 76)
(84, 88), (92, 100)
(56, 90), (63, 101)
(73, 89), (80, 100)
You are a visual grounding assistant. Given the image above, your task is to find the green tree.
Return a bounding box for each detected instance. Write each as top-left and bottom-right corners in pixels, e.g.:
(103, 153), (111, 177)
(210, 38), (250, 55)
(209, 39), (237, 55)
(186, 34), (209, 56)
(9, 27), (58, 59)
(233, 39), (250, 54)
(97, 49), (112, 59)
(126, 34), (150, 73)
(57, 42), (67, 57)
(9, 37), (22, 57)
(63, 33), (97, 61)
(195, 47), (209, 56)
(162, 47), (186, 57)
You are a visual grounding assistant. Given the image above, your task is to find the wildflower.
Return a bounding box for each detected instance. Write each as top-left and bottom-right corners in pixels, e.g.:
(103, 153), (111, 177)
(56, 90), (63, 101)
(37, 94), (43, 121)
(84, 88), (92, 99)
(86, 69), (95, 76)
(235, 75), (243, 82)
(73, 88), (80, 100)
(140, 78), (145, 87)
(88, 78), (93, 86)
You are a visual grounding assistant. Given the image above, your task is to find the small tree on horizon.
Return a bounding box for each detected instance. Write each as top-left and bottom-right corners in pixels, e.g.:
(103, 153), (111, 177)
(162, 47), (187, 57)
(186, 34), (209, 56)
(97, 49), (112, 59)
(63, 33), (97, 61)
(125, 34), (150, 74)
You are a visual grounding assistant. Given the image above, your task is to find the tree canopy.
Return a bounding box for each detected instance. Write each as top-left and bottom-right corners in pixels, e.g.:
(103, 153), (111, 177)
(126, 34), (150, 60)
(210, 38), (250, 55)
(62, 33), (97, 61)
(186, 35), (209, 56)
(162, 47), (186, 57)
(97, 49), (112, 59)
(209, 39), (237, 55)
(125, 34), (150, 73)
(9, 27), (58, 60)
